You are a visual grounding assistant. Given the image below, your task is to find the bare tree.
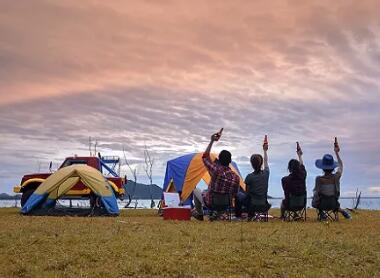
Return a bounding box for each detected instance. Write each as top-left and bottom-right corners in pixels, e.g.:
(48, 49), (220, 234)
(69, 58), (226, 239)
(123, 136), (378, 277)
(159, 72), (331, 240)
(122, 147), (138, 208)
(354, 188), (362, 210)
(144, 144), (155, 208)
(122, 147), (138, 185)
(94, 140), (98, 157)
(89, 136), (92, 156)
(144, 144), (154, 186)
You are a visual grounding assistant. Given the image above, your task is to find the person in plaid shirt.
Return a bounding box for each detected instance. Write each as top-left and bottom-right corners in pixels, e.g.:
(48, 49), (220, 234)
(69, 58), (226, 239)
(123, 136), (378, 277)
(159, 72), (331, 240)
(192, 130), (240, 220)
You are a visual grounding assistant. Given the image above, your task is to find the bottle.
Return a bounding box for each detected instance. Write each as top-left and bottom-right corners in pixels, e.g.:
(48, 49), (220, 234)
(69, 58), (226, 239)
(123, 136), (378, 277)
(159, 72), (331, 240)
(263, 135), (269, 150)
(218, 128), (224, 137)
(296, 141), (301, 152)
(214, 128), (223, 141)
(334, 137), (340, 152)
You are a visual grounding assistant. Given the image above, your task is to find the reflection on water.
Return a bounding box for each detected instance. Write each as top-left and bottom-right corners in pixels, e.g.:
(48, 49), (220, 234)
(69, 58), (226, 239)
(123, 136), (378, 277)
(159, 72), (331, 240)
(1, 198), (380, 210)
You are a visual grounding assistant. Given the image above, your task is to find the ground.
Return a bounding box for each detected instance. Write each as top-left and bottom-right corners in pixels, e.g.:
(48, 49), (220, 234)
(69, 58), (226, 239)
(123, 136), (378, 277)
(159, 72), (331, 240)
(0, 208), (379, 278)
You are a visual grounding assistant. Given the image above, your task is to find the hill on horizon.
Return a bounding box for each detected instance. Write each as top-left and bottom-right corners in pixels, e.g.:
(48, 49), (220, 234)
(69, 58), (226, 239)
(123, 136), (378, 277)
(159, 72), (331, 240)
(124, 181), (162, 200)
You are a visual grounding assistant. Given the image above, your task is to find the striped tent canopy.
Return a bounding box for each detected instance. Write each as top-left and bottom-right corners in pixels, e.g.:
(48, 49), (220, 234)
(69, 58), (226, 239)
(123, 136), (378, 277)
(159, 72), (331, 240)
(162, 153), (245, 205)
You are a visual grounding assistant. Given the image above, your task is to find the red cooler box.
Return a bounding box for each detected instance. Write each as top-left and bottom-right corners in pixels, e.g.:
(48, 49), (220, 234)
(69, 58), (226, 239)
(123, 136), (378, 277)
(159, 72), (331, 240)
(163, 207), (191, 221)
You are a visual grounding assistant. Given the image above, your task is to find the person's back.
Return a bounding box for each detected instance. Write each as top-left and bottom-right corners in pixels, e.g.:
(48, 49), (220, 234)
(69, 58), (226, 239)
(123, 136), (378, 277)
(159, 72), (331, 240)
(234, 136), (270, 218)
(208, 163), (240, 195)
(282, 164), (307, 198)
(315, 172), (341, 198)
(246, 140), (270, 199)
(192, 130), (240, 221)
(280, 144), (307, 218)
(246, 167), (269, 197)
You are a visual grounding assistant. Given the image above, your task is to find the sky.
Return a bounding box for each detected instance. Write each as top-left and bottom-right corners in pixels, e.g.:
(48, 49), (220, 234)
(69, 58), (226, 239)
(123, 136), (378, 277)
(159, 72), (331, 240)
(0, 0), (380, 197)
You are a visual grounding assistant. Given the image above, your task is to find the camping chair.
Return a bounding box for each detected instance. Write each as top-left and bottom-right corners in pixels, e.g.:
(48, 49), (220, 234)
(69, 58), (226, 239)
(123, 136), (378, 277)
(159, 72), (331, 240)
(317, 195), (339, 221)
(283, 194), (307, 222)
(209, 192), (233, 221)
(248, 195), (271, 222)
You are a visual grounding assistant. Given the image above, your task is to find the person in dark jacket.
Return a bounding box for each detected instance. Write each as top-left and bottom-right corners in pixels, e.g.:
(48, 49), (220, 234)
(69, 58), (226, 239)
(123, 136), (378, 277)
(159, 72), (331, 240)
(235, 137), (270, 218)
(280, 143), (307, 219)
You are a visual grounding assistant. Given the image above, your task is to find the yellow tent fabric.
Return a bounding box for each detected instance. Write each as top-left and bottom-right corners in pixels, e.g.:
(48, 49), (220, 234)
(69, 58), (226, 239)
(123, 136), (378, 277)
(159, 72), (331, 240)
(21, 165), (120, 215)
(35, 165), (113, 198)
(180, 153), (246, 201)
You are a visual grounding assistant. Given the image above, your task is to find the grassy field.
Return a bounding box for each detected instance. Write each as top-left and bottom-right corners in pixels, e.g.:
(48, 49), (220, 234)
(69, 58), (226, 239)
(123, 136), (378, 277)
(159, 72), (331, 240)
(0, 208), (379, 278)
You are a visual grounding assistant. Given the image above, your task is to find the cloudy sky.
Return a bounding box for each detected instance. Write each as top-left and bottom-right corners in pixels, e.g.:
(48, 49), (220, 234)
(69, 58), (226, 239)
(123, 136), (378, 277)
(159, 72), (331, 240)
(1, 0), (380, 197)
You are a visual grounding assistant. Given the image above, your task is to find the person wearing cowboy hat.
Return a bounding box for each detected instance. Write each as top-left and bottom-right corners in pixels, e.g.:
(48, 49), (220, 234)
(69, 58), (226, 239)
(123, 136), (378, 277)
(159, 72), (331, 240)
(312, 140), (351, 219)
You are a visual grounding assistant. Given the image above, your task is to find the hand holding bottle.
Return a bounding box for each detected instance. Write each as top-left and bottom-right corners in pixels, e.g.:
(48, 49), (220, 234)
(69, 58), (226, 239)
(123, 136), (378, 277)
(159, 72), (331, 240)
(334, 137), (340, 153)
(211, 128), (223, 142)
(263, 135), (269, 151)
(296, 141), (303, 156)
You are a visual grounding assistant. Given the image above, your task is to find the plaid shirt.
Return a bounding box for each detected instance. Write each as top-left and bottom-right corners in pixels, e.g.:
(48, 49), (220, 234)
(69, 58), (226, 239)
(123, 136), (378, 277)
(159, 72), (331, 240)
(202, 153), (240, 207)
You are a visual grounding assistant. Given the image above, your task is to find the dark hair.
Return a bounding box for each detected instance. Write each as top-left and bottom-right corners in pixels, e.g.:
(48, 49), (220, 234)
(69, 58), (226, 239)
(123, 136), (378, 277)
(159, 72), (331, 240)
(250, 154), (263, 173)
(218, 150), (232, 166)
(288, 159), (301, 176)
(323, 169), (334, 174)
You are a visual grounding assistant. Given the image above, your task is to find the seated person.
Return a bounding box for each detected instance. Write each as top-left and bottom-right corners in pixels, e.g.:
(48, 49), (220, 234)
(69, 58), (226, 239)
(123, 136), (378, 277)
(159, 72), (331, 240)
(235, 139), (270, 218)
(312, 141), (351, 219)
(192, 130), (240, 221)
(280, 143), (307, 219)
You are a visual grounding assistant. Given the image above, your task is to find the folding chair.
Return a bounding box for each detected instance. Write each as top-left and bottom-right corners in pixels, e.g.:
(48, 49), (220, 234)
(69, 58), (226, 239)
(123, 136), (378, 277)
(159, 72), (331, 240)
(317, 195), (339, 221)
(248, 195), (271, 222)
(209, 192), (233, 221)
(284, 194), (307, 222)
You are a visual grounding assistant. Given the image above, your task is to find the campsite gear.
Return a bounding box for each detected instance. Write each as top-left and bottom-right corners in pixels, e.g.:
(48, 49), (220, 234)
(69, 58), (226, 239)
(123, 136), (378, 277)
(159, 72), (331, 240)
(15, 156), (125, 206)
(192, 209), (204, 221)
(162, 153), (245, 206)
(315, 154), (338, 170)
(209, 192), (233, 221)
(247, 195), (271, 222)
(163, 207), (191, 220)
(317, 195), (339, 221)
(21, 165), (120, 216)
(283, 194), (307, 221)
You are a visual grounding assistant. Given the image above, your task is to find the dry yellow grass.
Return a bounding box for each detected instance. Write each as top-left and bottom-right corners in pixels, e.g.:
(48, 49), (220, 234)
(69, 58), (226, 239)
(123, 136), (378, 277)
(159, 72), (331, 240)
(0, 208), (380, 277)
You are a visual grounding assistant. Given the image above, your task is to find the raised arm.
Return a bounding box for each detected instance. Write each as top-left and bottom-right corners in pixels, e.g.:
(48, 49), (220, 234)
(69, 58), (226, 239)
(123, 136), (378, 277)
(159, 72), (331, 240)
(335, 147), (343, 174)
(203, 130), (222, 174)
(296, 142), (304, 165)
(204, 136), (215, 155)
(263, 142), (269, 169)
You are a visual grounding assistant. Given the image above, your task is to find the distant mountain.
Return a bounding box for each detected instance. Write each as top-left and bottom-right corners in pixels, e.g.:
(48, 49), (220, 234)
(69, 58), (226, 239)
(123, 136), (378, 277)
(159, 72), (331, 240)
(0, 193), (21, 200)
(124, 181), (162, 200)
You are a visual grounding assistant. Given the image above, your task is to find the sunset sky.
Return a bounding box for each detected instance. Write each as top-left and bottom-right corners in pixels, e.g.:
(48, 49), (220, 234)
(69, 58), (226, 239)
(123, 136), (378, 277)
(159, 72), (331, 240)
(1, 0), (380, 197)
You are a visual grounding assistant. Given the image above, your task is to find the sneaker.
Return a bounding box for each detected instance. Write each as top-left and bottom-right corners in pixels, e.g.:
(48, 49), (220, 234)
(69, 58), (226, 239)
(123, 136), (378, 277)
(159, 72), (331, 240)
(341, 210), (352, 220)
(192, 211), (204, 221)
(208, 211), (218, 221)
(319, 212), (327, 220)
(231, 216), (242, 222)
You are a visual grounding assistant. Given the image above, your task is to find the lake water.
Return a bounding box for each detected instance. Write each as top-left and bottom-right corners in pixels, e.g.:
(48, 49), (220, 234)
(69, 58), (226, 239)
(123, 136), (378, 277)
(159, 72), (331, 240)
(1, 197), (380, 210)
